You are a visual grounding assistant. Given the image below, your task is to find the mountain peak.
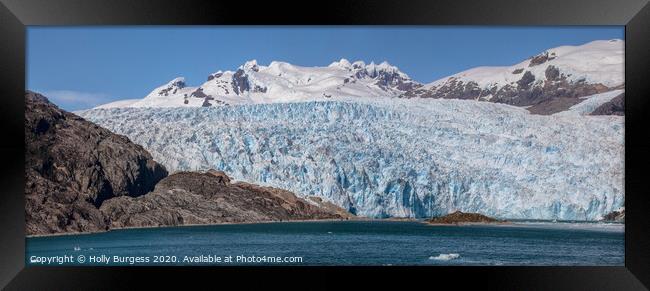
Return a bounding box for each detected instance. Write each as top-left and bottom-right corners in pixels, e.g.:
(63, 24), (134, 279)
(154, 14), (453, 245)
(151, 77), (186, 97)
(241, 60), (259, 72)
(138, 76), (195, 104)
(352, 60), (366, 69)
(360, 60), (410, 81)
(366, 61), (399, 72)
(329, 58), (352, 69)
(167, 77), (186, 87)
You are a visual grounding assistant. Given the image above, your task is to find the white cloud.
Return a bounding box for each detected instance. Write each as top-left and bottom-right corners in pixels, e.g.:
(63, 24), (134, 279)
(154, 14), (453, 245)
(36, 90), (113, 110)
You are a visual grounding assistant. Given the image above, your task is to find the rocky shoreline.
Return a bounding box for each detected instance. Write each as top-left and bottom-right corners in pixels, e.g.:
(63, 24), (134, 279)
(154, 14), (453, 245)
(26, 217), (359, 238)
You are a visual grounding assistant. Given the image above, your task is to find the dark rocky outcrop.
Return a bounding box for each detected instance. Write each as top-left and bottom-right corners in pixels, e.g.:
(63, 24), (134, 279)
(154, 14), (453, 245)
(528, 51), (556, 67)
(232, 69), (250, 95)
(190, 87), (208, 98)
(207, 72), (223, 81)
(100, 171), (353, 228)
(591, 92), (625, 116)
(426, 211), (507, 225)
(157, 79), (186, 96)
(601, 209), (625, 222)
(230, 69), (267, 95)
(25, 91), (168, 235)
(252, 84), (268, 93)
(189, 88), (227, 107)
(370, 70), (421, 92)
(401, 77), (482, 100)
(526, 97), (585, 115)
(516, 71), (536, 89)
(527, 88), (624, 115)
(545, 65), (560, 81)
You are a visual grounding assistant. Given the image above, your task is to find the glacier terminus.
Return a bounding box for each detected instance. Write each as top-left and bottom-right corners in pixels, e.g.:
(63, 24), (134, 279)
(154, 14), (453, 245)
(79, 96), (624, 221)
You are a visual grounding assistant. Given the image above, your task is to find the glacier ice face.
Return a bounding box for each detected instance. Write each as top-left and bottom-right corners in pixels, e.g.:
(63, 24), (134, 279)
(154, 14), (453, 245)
(78, 98), (624, 220)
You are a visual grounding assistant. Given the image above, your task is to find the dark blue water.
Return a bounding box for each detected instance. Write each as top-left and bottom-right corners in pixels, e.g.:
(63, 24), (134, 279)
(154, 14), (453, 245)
(26, 221), (624, 266)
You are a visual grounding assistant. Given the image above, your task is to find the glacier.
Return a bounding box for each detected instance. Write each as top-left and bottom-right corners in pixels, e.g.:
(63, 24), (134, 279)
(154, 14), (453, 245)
(78, 97), (624, 220)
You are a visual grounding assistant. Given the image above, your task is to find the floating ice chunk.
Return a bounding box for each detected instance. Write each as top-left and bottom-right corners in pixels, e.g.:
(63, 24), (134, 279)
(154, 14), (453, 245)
(430, 253), (460, 261)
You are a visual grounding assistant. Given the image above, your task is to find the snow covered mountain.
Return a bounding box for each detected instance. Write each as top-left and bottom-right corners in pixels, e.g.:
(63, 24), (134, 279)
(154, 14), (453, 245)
(97, 59), (421, 108)
(79, 96), (624, 221)
(402, 39), (624, 114)
(96, 39), (624, 116)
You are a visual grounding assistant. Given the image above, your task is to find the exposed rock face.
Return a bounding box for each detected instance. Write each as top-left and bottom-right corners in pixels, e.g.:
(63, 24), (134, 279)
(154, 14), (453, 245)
(226, 66), (269, 96)
(426, 211), (505, 225)
(591, 92), (624, 116)
(601, 208), (625, 222)
(402, 70), (611, 112)
(529, 51), (556, 67)
(190, 89), (227, 107)
(25, 91), (168, 235)
(100, 171), (353, 228)
(232, 69), (251, 95)
(352, 63), (422, 92)
(201, 98), (213, 107)
(207, 169), (230, 185)
(526, 97), (585, 115)
(305, 196), (355, 219)
(208, 72), (223, 81)
(190, 87), (208, 98)
(157, 79), (186, 96)
(516, 71), (536, 89)
(545, 65), (560, 81)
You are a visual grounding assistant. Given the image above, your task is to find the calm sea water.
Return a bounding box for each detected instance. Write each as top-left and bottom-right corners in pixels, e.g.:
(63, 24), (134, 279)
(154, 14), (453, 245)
(26, 221), (624, 266)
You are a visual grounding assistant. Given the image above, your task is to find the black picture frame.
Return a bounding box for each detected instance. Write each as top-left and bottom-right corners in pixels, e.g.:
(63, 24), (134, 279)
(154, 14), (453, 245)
(1, 0), (649, 289)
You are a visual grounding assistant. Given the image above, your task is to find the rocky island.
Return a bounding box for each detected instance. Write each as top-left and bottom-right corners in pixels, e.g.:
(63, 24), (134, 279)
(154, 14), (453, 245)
(426, 211), (508, 225)
(25, 91), (351, 236)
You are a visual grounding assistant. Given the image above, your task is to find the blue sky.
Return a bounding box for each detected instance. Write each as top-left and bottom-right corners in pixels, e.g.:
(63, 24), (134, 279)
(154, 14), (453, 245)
(27, 26), (623, 110)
